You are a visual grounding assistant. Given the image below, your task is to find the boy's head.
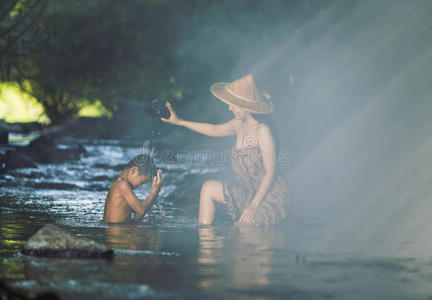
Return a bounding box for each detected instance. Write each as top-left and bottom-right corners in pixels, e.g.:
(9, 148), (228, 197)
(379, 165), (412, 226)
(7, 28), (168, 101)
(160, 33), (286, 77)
(124, 154), (156, 187)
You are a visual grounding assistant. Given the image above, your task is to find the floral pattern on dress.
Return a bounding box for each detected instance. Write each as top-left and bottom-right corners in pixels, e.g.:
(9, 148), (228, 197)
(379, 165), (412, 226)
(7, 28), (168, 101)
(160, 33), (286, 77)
(222, 146), (292, 225)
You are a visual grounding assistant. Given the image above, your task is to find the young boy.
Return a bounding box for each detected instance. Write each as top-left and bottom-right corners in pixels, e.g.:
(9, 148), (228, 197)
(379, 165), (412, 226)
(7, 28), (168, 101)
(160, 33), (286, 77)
(103, 154), (163, 223)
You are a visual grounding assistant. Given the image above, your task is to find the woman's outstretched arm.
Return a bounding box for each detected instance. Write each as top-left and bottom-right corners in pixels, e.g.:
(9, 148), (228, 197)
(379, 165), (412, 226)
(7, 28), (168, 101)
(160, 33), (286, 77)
(160, 102), (237, 137)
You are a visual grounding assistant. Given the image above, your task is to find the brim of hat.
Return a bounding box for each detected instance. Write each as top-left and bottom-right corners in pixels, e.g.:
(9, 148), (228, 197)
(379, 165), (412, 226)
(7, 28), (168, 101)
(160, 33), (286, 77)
(210, 82), (273, 114)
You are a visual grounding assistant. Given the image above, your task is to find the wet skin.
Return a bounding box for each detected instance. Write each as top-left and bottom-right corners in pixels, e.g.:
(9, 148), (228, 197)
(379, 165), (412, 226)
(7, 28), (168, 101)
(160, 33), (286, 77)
(103, 167), (163, 223)
(161, 101), (276, 225)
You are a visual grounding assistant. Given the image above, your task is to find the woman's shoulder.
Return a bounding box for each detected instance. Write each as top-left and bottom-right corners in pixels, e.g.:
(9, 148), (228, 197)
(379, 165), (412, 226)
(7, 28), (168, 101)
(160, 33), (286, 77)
(255, 123), (274, 144)
(256, 123), (270, 135)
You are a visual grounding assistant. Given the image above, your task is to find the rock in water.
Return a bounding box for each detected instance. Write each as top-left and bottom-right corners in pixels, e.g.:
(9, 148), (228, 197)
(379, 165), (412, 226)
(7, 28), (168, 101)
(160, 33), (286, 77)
(22, 224), (114, 259)
(0, 120), (8, 145)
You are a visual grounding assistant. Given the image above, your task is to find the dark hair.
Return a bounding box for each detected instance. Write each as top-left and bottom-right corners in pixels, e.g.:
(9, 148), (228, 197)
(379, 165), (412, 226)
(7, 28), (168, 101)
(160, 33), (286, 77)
(126, 154), (156, 176)
(253, 114), (281, 157)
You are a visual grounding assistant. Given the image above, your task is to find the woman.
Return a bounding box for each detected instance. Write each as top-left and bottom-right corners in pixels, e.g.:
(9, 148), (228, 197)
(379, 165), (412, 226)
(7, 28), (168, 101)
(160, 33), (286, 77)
(161, 74), (292, 225)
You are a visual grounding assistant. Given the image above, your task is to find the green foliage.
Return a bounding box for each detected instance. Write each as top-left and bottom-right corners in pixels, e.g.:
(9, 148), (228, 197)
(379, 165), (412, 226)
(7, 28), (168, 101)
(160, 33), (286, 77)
(1, 0), (181, 124)
(0, 0), (339, 125)
(0, 81), (49, 123)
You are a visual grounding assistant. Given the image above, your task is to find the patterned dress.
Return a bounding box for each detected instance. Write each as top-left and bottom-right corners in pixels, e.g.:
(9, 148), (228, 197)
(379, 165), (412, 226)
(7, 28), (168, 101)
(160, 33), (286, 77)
(222, 146), (292, 225)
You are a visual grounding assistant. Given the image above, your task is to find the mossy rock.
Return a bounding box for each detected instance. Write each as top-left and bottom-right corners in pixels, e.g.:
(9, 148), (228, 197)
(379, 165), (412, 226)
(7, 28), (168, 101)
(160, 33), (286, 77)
(22, 224), (114, 259)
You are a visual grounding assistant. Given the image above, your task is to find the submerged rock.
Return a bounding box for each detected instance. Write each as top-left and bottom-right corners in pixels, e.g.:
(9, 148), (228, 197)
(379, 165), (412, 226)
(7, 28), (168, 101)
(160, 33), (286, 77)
(25, 135), (85, 164)
(0, 129), (7, 145)
(22, 224), (114, 259)
(0, 121), (9, 145)
(0, 278), (61, 300)
(2, 150), (36, 170)
(2, 135), (86, 171)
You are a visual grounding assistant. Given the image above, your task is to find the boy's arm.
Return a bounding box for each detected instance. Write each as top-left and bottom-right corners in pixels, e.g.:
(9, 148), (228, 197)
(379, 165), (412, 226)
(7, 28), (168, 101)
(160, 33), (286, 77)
(118, 170), (163, 218)
(118, 182), (157, 218)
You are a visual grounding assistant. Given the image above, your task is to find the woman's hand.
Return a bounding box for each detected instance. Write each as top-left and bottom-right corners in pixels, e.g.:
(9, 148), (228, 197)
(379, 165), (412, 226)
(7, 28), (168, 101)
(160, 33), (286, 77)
(237, 203), (259, 225)
(160, 102), (181, 125)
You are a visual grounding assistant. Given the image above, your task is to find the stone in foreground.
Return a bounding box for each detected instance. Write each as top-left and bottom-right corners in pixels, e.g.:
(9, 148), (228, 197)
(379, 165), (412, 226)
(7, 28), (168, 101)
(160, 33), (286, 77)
(22, 224), (114, 259)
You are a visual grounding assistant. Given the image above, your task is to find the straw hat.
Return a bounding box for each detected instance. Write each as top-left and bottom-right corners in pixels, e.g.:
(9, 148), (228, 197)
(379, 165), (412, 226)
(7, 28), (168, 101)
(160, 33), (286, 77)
(210, 74), (273, 114)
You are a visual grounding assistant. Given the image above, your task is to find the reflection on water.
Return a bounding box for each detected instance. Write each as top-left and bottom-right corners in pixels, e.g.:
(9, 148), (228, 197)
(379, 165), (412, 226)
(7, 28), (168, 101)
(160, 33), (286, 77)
(105, 225), (160, 251)
(198, 226), (223, 265)
(197, 227), (224, 289)
(1, 139), (432, 299)
(231, 227), (280, 287)
(1, 258), (25, 280)
(198, 226), (278, 289)
(0, 217), (27, 256)
(0, 214), (35, 280)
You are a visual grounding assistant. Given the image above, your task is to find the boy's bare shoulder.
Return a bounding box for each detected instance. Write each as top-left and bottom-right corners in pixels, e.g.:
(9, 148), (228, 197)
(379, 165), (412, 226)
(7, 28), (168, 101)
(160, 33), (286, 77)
(110, 179), (131, 193)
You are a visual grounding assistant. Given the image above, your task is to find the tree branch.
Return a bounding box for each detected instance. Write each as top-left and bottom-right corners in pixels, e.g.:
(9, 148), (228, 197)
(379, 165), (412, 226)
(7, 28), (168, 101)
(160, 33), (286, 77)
(0, 0), (19, 24)
(0, 0), (49, 55)
(1, 0), (44, 36)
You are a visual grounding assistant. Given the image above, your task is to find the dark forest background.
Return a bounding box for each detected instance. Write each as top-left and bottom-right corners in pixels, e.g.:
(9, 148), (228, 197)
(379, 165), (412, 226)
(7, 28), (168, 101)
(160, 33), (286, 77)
(0, 0), (339, 125)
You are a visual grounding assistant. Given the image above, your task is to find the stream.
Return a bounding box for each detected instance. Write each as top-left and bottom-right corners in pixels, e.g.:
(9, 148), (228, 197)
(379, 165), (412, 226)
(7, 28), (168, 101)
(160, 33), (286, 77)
(1, 137), (432, 299)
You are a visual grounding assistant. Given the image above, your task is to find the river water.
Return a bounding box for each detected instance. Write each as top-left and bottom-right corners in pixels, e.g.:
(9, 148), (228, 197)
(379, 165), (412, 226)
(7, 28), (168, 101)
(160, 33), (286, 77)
(1, 137), (432, 299)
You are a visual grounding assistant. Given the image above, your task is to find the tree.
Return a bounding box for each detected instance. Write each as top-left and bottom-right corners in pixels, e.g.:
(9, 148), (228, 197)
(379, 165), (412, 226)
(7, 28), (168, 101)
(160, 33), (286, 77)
(0, 0), (49, 79)
(1, 0), (342, 125)
(2, 0), (181, 125)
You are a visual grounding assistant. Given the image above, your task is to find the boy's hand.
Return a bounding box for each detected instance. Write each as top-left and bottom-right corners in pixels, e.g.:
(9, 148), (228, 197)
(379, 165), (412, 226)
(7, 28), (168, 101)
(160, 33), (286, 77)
(151, 169), (163, 193)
